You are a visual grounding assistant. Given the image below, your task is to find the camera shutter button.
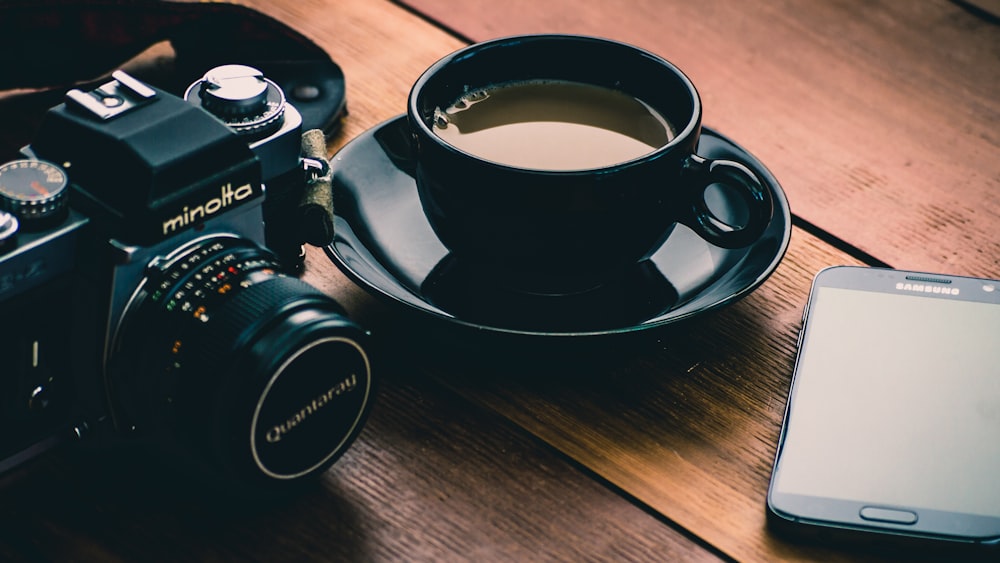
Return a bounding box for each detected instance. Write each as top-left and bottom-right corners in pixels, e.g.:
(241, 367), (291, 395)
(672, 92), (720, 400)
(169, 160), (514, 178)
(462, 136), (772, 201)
(198, 64), (270, 118)
(187, 64), (287, 138)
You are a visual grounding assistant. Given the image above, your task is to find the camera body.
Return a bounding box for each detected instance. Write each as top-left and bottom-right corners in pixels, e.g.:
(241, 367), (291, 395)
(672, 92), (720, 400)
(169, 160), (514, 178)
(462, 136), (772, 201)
(0, 68), (373, 493)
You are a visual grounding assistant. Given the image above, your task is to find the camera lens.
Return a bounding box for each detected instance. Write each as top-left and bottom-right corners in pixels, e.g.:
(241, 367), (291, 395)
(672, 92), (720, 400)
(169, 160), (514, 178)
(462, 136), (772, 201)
(110, 236), (373, 492)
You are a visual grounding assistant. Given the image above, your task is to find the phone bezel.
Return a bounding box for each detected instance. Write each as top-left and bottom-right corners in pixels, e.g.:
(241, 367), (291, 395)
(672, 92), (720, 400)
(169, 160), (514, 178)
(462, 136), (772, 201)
(767, 265), (1000, 547)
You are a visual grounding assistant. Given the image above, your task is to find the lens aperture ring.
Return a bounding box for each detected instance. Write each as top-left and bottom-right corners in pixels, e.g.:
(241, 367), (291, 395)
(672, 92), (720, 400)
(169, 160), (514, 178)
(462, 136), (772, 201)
(147, 238), (281, 324)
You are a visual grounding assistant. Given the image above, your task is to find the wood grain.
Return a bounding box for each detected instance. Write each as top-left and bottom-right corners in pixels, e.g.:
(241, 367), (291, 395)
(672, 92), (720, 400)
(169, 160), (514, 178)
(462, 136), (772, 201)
(397, 0), (1000, 279)
(420, 229), (885, 562)
(0, 373), (717, 562)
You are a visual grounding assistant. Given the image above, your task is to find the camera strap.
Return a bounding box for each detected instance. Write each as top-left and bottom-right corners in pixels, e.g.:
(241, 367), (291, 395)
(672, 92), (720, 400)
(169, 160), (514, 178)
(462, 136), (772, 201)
(0, 0), (346, 147)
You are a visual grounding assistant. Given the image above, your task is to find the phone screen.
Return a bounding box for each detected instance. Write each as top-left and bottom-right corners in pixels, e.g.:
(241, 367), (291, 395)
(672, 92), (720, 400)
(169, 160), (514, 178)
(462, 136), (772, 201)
(768, 266), (1000, 542)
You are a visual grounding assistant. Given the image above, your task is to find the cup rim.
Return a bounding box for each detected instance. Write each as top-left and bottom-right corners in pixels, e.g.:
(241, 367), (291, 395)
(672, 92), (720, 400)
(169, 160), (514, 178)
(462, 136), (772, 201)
(407, 33), (703, 175)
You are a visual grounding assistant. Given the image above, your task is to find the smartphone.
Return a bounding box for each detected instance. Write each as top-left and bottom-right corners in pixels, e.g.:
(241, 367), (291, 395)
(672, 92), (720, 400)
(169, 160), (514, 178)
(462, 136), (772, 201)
(767, 266), (1000, 554)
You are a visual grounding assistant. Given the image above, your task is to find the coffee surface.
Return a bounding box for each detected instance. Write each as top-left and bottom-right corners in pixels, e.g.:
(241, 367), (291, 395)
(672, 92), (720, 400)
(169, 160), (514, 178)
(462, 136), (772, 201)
(432, 80), (675, 171)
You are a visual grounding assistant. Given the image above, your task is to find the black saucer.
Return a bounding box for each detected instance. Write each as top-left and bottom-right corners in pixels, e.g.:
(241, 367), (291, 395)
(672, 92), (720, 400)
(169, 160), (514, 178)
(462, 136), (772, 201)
(324, 116), (790, 340)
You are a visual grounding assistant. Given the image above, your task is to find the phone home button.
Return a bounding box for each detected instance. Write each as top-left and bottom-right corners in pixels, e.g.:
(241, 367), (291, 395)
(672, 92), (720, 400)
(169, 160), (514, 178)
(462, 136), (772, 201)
(859, 506), (918, 525)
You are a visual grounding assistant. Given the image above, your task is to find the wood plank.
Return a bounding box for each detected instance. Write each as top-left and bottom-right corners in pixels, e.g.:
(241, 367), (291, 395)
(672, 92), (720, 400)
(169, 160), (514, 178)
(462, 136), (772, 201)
(397, 0), (1000, 279)
(423, 229), (899, 562)
(0, 371), (717, 562)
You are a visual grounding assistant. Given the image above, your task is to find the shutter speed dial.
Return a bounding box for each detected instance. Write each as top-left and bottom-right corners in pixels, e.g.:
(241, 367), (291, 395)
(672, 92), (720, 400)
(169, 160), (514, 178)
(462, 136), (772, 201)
(185, 64), (287, 139)
(0, 159), (69, 229)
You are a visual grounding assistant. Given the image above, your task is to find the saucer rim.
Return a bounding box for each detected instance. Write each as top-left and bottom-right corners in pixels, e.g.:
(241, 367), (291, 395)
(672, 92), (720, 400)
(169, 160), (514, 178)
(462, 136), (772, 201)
(324, 115), (792, 339)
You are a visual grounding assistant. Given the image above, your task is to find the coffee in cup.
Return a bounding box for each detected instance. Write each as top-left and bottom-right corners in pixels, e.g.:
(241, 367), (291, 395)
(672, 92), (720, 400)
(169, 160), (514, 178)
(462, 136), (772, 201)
(431, 79), (676, 171)
(408, 34), (774, 295)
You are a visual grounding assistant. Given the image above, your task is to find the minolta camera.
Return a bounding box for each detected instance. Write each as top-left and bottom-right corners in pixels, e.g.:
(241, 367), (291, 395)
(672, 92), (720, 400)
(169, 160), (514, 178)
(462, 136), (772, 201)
(0, 67), (373, 494)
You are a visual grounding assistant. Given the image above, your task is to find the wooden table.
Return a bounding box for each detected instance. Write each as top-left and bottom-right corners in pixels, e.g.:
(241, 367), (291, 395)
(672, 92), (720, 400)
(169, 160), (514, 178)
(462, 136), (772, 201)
(1, 0), (997, 561)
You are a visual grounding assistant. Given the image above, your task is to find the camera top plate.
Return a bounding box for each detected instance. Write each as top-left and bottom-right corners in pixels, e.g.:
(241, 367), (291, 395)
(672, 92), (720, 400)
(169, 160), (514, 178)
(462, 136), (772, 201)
(31, 73), (262, 246)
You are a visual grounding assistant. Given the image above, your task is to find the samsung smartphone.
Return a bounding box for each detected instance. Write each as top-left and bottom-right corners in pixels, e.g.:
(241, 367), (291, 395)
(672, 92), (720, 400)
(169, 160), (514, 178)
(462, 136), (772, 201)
(767, 266), (1000, 554)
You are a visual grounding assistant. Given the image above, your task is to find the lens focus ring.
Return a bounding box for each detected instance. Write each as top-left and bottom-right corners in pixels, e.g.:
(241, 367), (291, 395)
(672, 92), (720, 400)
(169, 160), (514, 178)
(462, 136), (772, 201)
(178, 274), (371, 485)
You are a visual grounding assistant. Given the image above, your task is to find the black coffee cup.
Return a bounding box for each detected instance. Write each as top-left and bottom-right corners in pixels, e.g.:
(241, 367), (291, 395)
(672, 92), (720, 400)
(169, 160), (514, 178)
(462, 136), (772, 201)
(408, 34), (773, 295)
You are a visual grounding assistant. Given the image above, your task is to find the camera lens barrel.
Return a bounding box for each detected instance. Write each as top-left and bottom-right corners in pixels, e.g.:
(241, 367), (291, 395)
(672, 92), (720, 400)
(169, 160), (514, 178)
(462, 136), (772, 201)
(112, 236), (373, 491)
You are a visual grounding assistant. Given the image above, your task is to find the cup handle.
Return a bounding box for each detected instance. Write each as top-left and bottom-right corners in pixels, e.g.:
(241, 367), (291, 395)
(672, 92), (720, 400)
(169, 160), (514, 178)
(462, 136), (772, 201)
(680, 154), (774, 249)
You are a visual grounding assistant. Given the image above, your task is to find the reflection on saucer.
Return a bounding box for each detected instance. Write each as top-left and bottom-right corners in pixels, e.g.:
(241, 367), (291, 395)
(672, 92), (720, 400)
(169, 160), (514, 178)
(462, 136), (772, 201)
(325, 116), (790, 340)
(422, 256), (680, 332)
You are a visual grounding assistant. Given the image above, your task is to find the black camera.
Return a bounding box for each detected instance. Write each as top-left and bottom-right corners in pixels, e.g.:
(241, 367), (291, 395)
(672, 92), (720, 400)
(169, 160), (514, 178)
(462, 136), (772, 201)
(0, 67), (373, 494)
